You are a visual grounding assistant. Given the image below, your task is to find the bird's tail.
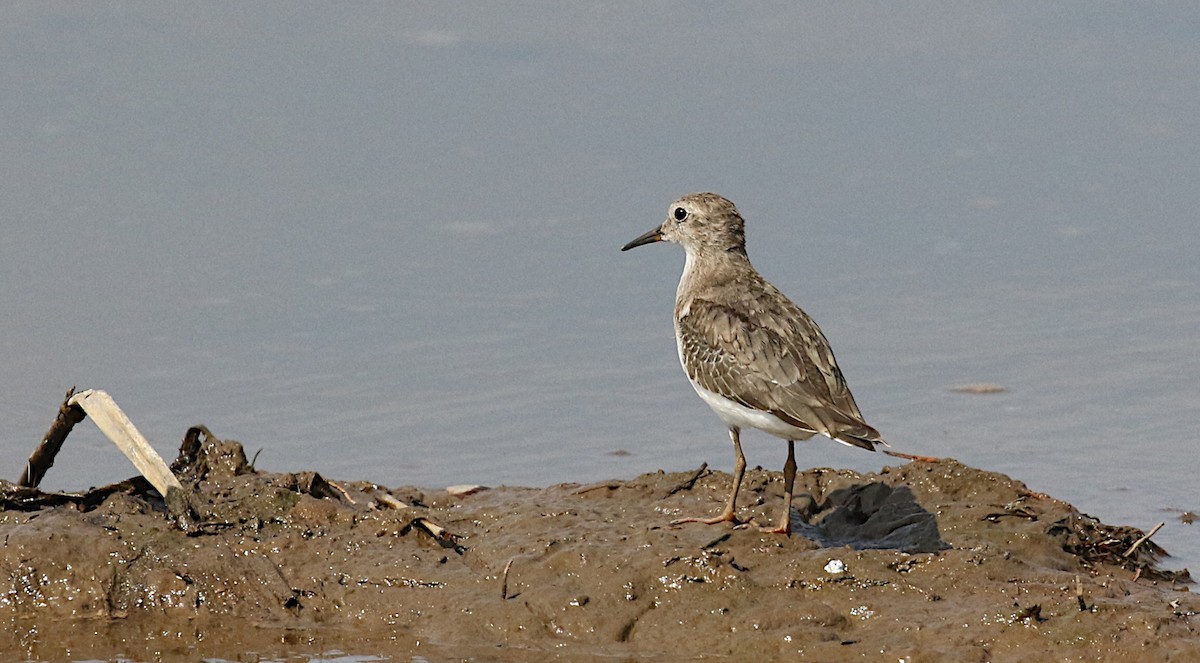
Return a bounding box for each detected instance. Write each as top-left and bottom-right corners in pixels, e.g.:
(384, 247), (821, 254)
(831, 422), (887, 452)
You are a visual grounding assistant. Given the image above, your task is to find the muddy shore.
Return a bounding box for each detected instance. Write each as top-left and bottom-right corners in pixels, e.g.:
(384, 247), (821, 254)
(0, 428), (1195, 662)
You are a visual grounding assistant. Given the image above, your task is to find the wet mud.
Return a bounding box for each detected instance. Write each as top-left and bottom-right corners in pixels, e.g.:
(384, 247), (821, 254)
(0, 430), (1196, 662)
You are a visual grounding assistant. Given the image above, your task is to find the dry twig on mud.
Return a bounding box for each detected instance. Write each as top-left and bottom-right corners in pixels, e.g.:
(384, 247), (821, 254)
(19, 387), (86, 488)
(374, 492), (408, 510)
(574, 480), (623, 495)
(500, 557), (515, 599)
(664, 462), (708, 497)
(1123, 522), (1165, 558)
(401, 516), (466, 554)
(16, 389), (198, 532)
(1075, 575), (1089, 612)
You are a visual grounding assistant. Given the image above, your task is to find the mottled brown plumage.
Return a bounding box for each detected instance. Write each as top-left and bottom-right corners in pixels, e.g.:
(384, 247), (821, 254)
(622, 192), (883, 533)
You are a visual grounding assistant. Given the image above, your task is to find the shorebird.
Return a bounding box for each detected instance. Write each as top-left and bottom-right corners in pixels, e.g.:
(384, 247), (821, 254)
(622, 192), (885, 533)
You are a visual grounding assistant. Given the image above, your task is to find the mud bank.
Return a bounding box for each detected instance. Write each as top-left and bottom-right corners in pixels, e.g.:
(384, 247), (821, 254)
(0, 429), (1195, 662)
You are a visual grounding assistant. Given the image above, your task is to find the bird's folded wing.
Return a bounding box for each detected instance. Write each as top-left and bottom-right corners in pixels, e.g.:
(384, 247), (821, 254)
(678, 298), (881, 447)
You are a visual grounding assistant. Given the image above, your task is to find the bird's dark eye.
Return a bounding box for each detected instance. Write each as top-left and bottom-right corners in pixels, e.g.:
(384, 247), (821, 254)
(674, 207), (687, 221)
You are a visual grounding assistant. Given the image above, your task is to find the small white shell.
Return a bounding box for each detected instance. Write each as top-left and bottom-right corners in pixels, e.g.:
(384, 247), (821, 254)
(823, 559), (846, 574)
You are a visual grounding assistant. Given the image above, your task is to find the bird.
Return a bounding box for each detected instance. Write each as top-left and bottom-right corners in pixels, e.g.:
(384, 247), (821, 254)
(621, 192), (884, 533)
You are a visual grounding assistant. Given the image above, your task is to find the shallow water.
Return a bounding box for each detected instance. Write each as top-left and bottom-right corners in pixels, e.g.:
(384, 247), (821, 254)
(2, 1), (1197, 594)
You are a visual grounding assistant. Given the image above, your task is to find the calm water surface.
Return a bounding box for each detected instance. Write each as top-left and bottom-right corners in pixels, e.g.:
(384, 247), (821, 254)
(2, 2), (1197, 592)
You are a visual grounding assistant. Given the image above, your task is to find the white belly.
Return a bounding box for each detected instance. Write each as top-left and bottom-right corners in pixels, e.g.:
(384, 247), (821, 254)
(689, 380), (817, 441)
(676, 319), (819, 442)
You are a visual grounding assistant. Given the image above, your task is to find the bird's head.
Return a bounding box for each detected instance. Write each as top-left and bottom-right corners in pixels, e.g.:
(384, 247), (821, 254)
(622, 192), (747, 256)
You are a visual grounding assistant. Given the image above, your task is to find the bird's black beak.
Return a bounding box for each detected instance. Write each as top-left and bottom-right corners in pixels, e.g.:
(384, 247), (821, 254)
(621, 226), (664, 251)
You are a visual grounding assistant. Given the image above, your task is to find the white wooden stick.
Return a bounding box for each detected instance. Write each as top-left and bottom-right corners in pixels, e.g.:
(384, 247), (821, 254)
(1122, 522), (1165, 558)
(67, 389), (184, 498)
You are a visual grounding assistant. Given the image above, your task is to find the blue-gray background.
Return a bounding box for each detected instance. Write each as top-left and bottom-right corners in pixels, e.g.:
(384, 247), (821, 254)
(3, 4), (1197, 569)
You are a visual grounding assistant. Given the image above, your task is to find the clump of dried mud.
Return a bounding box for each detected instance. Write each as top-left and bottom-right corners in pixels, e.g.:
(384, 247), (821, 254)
(0, 429), (1195, 662)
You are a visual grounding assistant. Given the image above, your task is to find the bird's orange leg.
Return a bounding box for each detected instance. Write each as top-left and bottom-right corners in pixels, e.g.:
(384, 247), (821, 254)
(759, 439), (796, 534)
(672, 428), (747, 526)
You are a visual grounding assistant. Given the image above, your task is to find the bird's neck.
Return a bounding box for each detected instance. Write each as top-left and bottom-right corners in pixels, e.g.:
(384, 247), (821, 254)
(677, 246), (753, 302)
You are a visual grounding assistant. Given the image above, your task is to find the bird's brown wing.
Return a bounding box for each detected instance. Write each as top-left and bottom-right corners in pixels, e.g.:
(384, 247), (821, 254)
(677, 296), (882, 450)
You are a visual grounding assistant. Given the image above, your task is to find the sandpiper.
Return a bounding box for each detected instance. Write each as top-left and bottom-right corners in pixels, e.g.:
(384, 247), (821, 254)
(622, 192), (884, 533)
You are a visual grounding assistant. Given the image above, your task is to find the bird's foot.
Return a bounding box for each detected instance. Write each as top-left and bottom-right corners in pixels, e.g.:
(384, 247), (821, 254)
(671, 510), (744, 527)
(756, 522), (791, 535)
(882, 450), (942, 463)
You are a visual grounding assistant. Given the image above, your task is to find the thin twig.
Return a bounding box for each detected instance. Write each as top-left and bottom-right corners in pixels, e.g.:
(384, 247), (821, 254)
(326, 479), (356, 504)
(1075, 575), (1088, 612)
(1122, 522), (1165, 558)
(665, 462), (708, 497)
(574, 481), (622, 495)
(19, 387), (86, 487)
(500, 557), (515, 599)
(401, 516), (466, 554)
(375, 492), (408, 510)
